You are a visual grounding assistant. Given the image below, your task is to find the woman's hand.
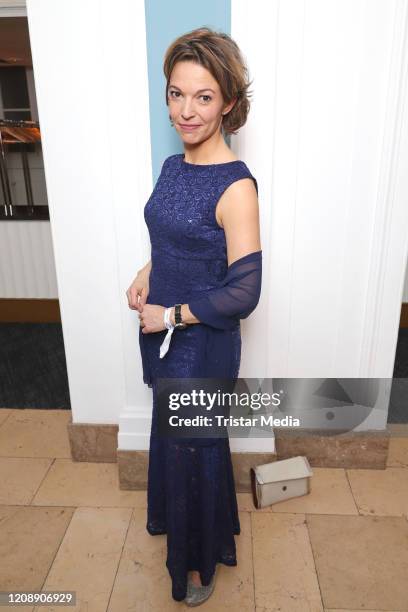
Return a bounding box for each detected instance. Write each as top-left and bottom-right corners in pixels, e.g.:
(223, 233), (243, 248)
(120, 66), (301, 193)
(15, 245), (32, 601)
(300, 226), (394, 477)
(126, 265), (150, 312)
(126, 261), (169, 333)
(139, 304), (167, 334)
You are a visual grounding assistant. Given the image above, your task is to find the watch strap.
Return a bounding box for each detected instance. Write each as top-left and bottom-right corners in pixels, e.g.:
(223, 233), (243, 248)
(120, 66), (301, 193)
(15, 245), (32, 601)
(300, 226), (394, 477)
(175, 303), (182, 325)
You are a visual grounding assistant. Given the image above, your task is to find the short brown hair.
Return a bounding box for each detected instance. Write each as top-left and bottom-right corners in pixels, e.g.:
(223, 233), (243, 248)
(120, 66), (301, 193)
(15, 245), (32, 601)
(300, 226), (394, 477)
(163, 27), (253, 136)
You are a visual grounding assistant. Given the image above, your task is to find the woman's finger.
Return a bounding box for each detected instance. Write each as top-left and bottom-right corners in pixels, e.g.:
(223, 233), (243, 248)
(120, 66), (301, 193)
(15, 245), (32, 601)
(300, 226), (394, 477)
(126, 288), (135, 310)
(137, 287), (144, 308)
(128, 287), (135, 310)
(136, 293), (143, 312)
(139, 286), (148, 308)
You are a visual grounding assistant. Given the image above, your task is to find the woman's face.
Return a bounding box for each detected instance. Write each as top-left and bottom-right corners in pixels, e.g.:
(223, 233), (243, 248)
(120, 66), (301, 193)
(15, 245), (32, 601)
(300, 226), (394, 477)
(167, 61), (235, 143)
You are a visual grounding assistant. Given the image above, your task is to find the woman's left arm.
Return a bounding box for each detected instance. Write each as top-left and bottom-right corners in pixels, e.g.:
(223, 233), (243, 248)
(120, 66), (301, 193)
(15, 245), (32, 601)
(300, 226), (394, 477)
(176, 177), (261, 326)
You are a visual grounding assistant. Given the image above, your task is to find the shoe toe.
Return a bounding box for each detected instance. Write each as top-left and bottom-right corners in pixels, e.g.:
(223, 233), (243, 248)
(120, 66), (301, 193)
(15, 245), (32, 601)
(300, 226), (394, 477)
(184, 574), (216, 606)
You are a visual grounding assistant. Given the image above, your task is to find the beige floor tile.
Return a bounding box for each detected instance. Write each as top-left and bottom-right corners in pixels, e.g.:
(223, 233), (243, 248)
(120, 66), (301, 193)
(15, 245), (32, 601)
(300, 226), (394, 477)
(347, 467), (408, 516)
(108, 509), (255, 611)
(326, 609), (404, 611)
(0, 505), (75, 596)
(0, 408), (12, 426)
(31, 506), (132, 612)
(0, 596), (34, 611)
(0, 410), (72, 459)
(388, 423), (408, 437)
(271, 468), (358, 515)
(387, 436), (408, 467)
(31, 459), (147, 508)
(307, 514), (408, 610)
(237, 492), (258, 512)
(0, 457), (52, 505)
(252, 512), (324, 611)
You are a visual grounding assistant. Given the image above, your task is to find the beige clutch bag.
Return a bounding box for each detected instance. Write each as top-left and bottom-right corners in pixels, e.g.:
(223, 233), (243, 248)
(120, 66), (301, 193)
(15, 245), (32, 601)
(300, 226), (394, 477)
(250, 455), (313, 509)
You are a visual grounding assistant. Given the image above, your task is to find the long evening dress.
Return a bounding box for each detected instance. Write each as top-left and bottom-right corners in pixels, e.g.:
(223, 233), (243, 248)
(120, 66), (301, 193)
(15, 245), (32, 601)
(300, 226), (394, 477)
(139, 152), (259, 601)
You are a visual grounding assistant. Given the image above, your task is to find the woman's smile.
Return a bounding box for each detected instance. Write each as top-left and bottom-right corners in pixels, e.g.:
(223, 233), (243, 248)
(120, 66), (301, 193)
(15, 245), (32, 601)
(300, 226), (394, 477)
(178, 123), (202, 132)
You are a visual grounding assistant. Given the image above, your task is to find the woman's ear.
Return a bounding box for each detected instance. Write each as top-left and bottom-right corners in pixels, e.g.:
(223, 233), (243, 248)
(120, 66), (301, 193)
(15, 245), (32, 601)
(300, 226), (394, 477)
(222, 97), (237, 116)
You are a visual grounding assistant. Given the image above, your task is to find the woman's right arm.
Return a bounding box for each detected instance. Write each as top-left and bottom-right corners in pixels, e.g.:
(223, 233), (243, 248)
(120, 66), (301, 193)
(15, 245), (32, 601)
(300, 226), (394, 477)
(126, 259), (151, 312)
(138, 259), (152, 277)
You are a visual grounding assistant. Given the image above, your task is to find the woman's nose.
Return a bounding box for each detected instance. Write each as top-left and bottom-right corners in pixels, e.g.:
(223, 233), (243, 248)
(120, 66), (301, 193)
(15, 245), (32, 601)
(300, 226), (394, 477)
(181, 100), (195, 119)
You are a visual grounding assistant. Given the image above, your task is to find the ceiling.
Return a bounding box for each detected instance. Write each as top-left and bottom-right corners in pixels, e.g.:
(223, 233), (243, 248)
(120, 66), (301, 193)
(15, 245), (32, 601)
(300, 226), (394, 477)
(0, 17), (32, 67)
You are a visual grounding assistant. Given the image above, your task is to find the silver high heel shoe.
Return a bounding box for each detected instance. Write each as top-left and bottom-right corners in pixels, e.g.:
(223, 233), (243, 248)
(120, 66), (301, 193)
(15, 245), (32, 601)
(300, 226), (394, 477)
(184, 567), (217, 607)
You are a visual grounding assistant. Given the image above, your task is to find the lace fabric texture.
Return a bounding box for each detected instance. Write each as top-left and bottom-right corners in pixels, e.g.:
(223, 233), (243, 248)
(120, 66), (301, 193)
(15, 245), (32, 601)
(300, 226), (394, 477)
(188, 250), (262, 330)
(139, 153), (260, 601)
(146, 384), (240, 601)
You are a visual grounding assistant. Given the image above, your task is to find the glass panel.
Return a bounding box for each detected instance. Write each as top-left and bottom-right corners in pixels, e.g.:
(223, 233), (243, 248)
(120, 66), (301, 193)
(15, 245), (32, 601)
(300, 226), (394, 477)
(0, 67), (30, 110)
(4, 110), (31, 121)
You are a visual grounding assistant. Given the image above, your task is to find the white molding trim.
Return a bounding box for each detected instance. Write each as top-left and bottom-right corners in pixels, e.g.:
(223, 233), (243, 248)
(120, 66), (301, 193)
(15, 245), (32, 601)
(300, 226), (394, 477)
(118, 409), (152, 451)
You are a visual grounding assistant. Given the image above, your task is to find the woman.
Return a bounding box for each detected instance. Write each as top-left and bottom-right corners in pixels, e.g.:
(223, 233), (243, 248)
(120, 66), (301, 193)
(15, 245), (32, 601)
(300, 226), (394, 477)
(126, 27), (262, 605)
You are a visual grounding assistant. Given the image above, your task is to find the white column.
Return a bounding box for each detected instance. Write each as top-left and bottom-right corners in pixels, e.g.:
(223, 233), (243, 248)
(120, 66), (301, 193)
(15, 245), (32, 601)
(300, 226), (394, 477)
(26, 0), (153, 447)
(232, 0), (408, 432)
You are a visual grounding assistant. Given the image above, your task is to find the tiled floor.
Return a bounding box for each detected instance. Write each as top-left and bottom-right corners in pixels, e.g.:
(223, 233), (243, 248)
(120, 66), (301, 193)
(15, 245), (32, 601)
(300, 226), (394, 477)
(0, 409), (407, 612)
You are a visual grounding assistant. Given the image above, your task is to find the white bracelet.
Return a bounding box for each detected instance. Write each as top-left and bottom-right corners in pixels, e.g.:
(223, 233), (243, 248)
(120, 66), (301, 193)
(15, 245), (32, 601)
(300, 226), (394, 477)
(159, 307), (175, 358)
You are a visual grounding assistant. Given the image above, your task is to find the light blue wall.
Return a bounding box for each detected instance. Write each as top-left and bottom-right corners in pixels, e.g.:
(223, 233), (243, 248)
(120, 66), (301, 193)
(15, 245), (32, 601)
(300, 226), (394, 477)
(144, 0), (231, 183)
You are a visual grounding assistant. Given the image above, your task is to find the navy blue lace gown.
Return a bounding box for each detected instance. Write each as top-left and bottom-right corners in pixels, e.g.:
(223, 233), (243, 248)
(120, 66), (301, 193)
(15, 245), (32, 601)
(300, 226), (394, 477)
(139, 152), (258, 602)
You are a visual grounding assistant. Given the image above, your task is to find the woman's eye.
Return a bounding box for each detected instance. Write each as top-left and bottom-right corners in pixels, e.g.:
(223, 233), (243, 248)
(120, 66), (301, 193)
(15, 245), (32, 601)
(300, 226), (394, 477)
(168, 91), (211, 103)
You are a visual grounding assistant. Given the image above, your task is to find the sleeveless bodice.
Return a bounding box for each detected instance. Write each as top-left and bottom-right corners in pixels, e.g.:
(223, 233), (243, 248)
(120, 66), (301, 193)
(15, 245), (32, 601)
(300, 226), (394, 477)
(144, 153), (258, 306)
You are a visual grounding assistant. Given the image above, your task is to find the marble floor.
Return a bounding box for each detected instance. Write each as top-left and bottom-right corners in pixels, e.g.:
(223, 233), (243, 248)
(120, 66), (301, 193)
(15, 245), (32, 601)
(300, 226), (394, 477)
(0, 408), (407, 612)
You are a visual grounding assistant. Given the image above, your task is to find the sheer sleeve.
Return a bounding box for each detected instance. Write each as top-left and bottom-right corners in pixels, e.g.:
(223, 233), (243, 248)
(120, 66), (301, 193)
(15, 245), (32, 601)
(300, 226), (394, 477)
(188, 250), (262, 330)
